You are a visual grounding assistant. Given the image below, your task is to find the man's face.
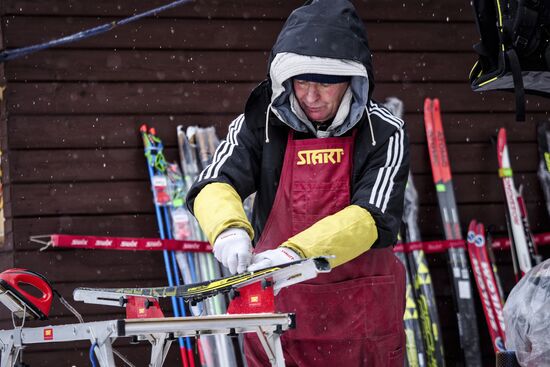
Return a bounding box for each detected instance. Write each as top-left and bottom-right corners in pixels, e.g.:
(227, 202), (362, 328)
(293, 79), (349, 123)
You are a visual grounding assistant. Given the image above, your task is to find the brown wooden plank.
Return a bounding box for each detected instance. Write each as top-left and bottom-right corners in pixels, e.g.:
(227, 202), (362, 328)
(7, 113), (547, 150)
(6, 82), (550, 115)
(413, 172), (543, 204)
(8, 114), (231, 149)
(8, 148), (177, 183)
(13, 250), (168, 282)
(6, 82), (255, 115)
(7, 144), (540, 184)
(6, 179), (549, 230)
(9, 214), (160, 250)
(405, 112), (548, 144)
(410, 142), (539, 174)
(3, 17), (478, 52)
(3, 0), (476, 22)
(4, 50), (474, 83)
(7, 181), (155, 217)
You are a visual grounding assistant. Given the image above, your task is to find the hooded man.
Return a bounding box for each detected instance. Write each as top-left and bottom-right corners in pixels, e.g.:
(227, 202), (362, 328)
(186, 0), (408, 365)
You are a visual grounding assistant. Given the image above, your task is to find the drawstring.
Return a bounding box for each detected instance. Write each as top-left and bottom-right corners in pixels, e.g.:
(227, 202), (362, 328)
(365, 106), (376, 146)
(265, 101), (273, 143)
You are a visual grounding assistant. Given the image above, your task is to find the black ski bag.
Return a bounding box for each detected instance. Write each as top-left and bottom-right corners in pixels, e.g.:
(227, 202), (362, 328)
(470, 0), (550, 121)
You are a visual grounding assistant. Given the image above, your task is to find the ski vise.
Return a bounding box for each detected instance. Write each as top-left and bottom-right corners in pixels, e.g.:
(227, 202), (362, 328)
(227, 279), (275, 314)
(72, 288), (164, 319)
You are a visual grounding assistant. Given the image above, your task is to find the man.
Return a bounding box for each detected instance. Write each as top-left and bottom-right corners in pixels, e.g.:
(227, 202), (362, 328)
(186, 0), (409, 365)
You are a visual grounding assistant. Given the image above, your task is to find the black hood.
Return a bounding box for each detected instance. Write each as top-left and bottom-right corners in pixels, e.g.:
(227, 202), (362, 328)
(268, 0), (375, 95)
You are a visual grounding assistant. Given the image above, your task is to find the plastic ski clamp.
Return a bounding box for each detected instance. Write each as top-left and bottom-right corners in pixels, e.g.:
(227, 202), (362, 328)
(227, 281), (275, 314)
(125, 296), (165, 319)
(0, 268), (53, 320)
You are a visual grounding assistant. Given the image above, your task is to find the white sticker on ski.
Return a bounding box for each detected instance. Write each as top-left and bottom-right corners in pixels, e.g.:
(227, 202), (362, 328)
(458, 280), (472, 299)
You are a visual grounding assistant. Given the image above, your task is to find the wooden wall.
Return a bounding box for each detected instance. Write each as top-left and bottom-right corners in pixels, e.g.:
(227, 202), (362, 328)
(0, 0), (548, 365)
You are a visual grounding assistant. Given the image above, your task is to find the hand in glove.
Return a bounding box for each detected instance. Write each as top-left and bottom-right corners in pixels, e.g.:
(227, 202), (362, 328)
(213, 228), (252, 274)
(247, 247), (301, 272)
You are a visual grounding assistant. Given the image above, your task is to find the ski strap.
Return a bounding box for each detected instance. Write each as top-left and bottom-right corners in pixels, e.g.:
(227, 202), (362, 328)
(30, 234), (212, 252)
(394, 232), (550, 254)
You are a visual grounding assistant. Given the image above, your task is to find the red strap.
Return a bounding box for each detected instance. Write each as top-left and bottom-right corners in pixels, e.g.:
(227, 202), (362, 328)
(395, 232), (550, 254)
(33, 234), (212, 252)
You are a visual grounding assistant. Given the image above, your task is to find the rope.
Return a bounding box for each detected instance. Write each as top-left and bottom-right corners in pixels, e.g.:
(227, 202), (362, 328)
(0, 0), (194, 62)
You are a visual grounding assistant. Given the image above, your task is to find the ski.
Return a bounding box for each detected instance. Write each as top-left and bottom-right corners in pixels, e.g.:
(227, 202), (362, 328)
(423, 98), (482, 367)
(140, 124), (194, 367)
(177, 125), (225, 367)
(537, 121), (550, 218)
(402, 172), (446, 367)
(74, 257), (330, 304)
(395, 246), (426, 367)
(466, 220), (506, 354)
(496, 128), (540, 279)
(189, 126), (237, 367)
(384, 97), (441, 367)
(484, 230), (506, 301)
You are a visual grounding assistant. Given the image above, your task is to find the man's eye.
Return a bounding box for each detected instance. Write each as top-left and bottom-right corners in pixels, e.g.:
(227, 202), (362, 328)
(320, 83), (331, 88)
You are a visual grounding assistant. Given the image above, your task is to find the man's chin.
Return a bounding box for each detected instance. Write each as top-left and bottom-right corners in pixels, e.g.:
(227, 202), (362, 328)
(306, 113), (329, 123)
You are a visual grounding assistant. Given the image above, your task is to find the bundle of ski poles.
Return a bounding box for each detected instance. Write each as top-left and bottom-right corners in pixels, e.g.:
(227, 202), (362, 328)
(141, 124), (243, 367)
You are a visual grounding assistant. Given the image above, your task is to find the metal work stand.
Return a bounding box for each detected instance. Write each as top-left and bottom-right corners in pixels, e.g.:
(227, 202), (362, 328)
(0, 313), (294, 367)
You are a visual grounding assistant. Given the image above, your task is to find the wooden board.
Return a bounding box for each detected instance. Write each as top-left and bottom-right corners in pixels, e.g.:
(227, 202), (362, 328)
(2, 0), (475, 22)
(4, 50), (475, 83)
(3, 17), (477, 52)
(6, 113), (548, 151)
(5, 82), (550, 115)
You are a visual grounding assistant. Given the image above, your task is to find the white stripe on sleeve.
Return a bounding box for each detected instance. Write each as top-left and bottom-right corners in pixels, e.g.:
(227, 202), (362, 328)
(199, 114), (245, 181)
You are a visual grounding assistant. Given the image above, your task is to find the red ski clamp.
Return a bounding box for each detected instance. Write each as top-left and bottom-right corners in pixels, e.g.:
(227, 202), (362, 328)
(227, 280), (276, 314)
(0, 268), (53, 320)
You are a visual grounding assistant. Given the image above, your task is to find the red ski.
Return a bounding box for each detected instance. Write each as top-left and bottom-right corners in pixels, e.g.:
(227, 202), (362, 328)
(424, 98), (481, 366)
(467, 220), (506, 353)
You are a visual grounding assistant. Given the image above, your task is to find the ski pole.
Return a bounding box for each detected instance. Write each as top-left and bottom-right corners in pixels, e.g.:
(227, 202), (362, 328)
(140, 124), (191, 367)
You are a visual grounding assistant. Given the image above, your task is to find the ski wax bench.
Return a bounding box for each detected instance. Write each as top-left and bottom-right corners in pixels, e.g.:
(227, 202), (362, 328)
(0, 258), (330, 367)
(0, 314), (295, 367)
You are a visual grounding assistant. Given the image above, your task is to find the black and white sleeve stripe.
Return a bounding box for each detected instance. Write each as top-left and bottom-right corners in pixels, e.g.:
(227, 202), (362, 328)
(368, 128), (405, 213)
(368, 100), (404, 130)
(198, 114), (245, 181)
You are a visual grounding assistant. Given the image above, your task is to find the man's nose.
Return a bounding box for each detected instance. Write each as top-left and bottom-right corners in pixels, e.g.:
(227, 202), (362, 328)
(304, 85), (320, 103)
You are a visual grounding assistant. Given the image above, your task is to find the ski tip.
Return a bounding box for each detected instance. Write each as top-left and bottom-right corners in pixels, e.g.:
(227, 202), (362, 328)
(149, 127), (157, 136)
(423, 97), (432, 109)
(433, 98), (440, 110)
(139, 124), (148, 133)
(476, 221), (485, 236)
(497, 128), (507, 153)
(467, 219), (477, 242)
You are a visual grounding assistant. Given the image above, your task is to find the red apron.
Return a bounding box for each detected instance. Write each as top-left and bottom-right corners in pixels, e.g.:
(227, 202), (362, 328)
(244, 132), (406, 366)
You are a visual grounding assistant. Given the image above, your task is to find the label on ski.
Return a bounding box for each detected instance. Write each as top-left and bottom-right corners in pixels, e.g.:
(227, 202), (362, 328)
(498, 168), (513, 178)
(74, 257), (331, 305)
